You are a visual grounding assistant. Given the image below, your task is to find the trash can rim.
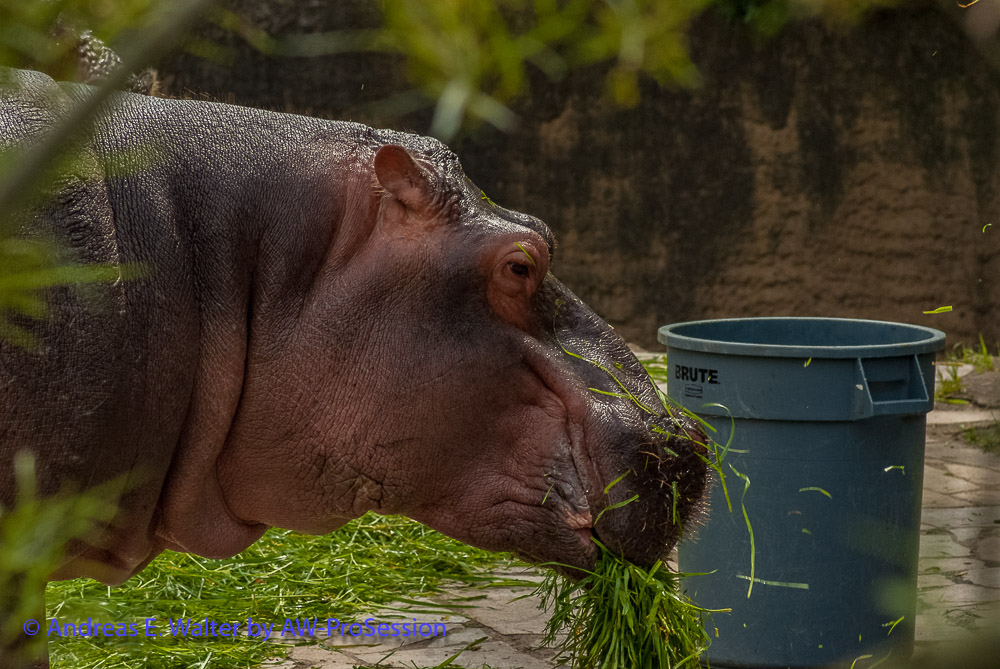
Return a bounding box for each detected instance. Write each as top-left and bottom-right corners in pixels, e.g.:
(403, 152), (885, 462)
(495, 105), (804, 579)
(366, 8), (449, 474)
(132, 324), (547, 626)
(658, 316), (946, 359)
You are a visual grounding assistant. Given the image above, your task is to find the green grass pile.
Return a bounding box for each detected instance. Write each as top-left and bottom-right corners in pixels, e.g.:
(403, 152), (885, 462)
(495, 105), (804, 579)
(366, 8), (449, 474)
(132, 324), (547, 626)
(45, 514), (520, 669)
(537, 539), (717, 669)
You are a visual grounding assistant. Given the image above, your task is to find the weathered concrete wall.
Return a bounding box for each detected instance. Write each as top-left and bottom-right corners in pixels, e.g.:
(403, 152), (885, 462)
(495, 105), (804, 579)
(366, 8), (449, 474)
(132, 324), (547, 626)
(158, 2), (1000, 350)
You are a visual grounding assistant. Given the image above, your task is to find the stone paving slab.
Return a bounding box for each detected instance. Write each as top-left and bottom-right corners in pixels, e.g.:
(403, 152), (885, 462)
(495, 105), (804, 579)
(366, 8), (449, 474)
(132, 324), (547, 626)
(913, 415), (1000, 657)
(925, 407), (998, 426)
(264, 403), (1000, 668)
(261, 581), (559, 669)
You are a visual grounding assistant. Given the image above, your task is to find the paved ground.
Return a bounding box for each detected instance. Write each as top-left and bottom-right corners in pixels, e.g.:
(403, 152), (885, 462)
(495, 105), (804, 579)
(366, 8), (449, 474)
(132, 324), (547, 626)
(266, 366), (1000, 669)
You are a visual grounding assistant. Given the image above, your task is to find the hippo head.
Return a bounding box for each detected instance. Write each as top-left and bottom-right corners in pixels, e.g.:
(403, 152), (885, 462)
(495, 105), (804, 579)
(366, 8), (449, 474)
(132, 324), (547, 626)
(220, 135), (709, 572)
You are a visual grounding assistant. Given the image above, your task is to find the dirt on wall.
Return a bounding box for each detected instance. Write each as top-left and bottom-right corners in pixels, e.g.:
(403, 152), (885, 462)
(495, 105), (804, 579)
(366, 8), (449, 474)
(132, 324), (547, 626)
(157, 2), (1000, 351)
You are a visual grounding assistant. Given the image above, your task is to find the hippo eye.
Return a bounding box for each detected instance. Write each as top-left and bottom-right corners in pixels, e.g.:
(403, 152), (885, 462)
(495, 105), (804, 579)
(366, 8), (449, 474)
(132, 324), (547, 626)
(509, 262), (530, 278)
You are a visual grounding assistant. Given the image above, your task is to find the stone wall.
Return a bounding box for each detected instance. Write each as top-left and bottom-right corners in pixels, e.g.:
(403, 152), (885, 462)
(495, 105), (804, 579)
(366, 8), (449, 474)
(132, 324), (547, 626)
(158, 2), (1000, 350)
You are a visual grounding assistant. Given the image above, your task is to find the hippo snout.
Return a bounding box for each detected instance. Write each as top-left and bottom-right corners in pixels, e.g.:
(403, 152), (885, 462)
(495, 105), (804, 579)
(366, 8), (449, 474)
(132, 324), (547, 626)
(589, 409), (711, 569)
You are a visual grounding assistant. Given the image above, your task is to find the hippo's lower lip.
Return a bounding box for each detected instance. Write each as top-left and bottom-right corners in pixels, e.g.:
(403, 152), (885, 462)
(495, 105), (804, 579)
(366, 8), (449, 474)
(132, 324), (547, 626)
(572, 527), (598, 565)
(560, 428), (603, 566)
(564, 507), (593, 530)
(565, 509), (595, 555)
(546, 476), (596, 565)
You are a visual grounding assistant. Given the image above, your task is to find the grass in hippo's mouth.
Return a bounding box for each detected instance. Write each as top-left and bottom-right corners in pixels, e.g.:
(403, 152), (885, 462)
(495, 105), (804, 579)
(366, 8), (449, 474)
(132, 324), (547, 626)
(537, 539), (727, 669)
(530, 356), (740, 668)
(44, 514), (521, 669)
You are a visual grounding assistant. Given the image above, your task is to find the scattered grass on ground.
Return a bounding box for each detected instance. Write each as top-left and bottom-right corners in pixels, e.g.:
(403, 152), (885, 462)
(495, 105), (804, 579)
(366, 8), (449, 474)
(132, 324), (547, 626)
(46, 515), (521, 669)
(963, 422), (1000, 454)
(936, 364), (969, 405)
(960, 335), (998, 374)
(936, 335), (999, 404)
(933, 336), (1000, 453)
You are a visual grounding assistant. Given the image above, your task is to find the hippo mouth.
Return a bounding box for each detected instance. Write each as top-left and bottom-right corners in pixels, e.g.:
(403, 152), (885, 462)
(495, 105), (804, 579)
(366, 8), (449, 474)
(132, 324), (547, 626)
(567, 425), (603, 552)
(530, 352), (708, 572)
(566, 512), (598, 552)
(514, 344), (625, 570)
(536, 409), (619, 572)
(536, 442), (600, 568)
(433, 333), (708, 575)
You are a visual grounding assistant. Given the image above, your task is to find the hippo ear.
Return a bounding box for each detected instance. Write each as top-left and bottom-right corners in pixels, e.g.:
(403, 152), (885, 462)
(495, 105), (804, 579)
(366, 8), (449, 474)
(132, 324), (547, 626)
(374, 145), (436, 215)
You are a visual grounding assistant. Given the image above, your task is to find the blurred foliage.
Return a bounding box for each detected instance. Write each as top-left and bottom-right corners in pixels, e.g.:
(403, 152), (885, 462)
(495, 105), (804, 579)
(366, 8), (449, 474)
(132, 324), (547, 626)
(0, 454), (118, 666)
(0, 1), (208, 348)
(0, 236), (133, 348)
(717, 0), (904, 36)
(0, 3), (212, 667)
(0, 0), (157, 80)
(291, 0), (903, 140)
(377, 0), (713, 139)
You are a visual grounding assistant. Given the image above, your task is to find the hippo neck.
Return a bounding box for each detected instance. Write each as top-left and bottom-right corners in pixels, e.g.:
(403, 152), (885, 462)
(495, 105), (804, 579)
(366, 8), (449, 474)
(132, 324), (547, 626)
(83, 93), (376, 564)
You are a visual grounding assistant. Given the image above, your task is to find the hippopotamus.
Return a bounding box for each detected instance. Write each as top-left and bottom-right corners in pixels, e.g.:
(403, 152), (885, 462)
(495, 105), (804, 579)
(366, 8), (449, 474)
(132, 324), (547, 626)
(0, 68), (709, 591)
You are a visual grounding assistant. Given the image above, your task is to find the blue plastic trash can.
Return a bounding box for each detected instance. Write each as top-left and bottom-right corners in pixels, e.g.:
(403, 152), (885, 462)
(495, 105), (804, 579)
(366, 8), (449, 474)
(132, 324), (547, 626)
(658, 317), (945, 668)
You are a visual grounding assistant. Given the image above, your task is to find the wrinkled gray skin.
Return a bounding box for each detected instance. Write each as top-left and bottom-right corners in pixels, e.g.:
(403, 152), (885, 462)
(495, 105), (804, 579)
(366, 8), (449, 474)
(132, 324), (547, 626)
(0, 69), (709, 589)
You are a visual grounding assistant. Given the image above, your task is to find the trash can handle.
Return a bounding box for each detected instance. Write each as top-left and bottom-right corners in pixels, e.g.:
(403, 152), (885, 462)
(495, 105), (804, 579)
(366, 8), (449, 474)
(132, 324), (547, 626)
(852, 355), (930, 419)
